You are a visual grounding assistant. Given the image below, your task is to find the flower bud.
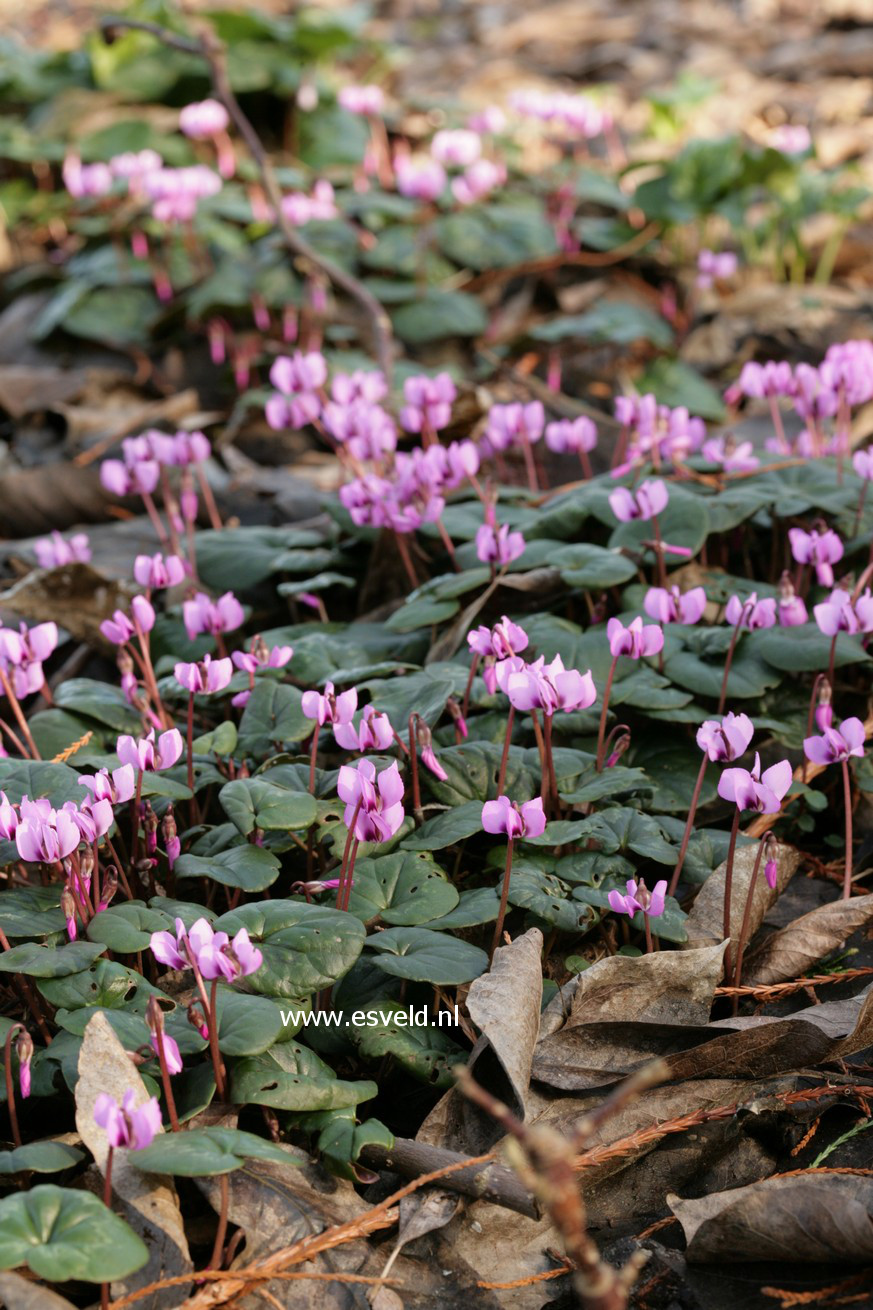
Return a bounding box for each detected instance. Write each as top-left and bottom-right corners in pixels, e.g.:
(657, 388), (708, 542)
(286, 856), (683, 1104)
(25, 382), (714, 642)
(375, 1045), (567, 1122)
(98, 864), (118, 912)
(61, 887), (77, 941)
(16, 1030), (33, 1100)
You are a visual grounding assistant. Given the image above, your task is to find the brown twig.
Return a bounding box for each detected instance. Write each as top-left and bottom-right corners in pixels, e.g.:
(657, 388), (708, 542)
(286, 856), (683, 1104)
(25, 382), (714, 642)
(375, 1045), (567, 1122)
(714, 968), (873, 999)
(99, 17), (394, 380)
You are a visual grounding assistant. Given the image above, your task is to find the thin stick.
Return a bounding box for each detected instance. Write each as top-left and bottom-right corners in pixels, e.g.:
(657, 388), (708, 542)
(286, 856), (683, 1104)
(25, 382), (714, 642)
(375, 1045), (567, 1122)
(668, 753), (707, 894)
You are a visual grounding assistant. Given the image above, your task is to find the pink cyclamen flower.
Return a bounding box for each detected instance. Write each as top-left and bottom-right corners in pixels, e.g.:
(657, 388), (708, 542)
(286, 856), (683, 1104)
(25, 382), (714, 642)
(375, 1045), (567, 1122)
(78, 764), (137, 805)
(399, 374), (456, 433)
(117, 728), (184, 773)
(813, 588), (873, 636)
(134, 553), (187, 590)
(337, 759), (405, 843)
(475, 520), (526, 567)
(608, 479), (669, 523)
(695, 249), (737, 289)
(803, 718), (866, 766)
(701, 435), (759, 473)
(150, 1032), (183, 1074)
(768, 124), (811, 154)
(94, 1089), (162, 1150)
(788, 527), (844, 589)
(15, 801), (80, 864)
(301, 680), (357, 727)
(174, 654), (233, 695)
(431, 129), (481, 168)
(468, 617), (529, 694)
(338, 85), (385, 116)
(150, 917), (189, 969)
(182, 592), (244, 641)
(718, 752), (793, 814)
(333, 704), (394, 753)
(608, 878), (667, 919)
(606, 616), (664, 660)
(544, 417), (597, 455)
(34, 531), (91, 569)
(644, 586), (706, 626)
(725, 592), (777, 630)
(481, 795), (546, 841)
(697, 712), (754, 762)
(394, 154), (447, 202)
(853, 449), (873, 482)
(451, 158), (506, 205)
(778, 574), (808, 627)
(504, 655), (596, 715)
(484, 402), (545, 452)
(188, 917), (263, 981)
(179, 99), (229, 139)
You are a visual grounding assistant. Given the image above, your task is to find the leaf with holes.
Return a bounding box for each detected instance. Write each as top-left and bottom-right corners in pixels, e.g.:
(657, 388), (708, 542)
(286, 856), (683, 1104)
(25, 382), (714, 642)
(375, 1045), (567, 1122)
(345, 852), (459, 925)
(366, 927), (488, 984)
(211, 901), (365, 999)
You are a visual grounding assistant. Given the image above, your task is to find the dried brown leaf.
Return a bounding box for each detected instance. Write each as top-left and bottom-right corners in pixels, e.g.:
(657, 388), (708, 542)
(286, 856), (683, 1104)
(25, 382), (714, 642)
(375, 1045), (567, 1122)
(467, 927), (543, 1117)
(682, 841), (801, 961)
(0, 1272), (78, 1310)
(670, 1173), (873, 1262)
(743, 892), (873, 985)
(566, 942), (728, 1029)
(0, 561), (134, 650)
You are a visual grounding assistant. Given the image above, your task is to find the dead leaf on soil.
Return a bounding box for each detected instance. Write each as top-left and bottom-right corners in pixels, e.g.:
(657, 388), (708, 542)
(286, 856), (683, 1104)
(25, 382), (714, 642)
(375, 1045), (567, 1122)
(0, 561), (134, 649)
(75, 1011), (193, 1310)
(566, 942), (729, 1029)
(670, 1173), (873, 1263)
(0, 1272), (78, 1310)
(682, 841), (801, 961)
(743, 892), (873, 985)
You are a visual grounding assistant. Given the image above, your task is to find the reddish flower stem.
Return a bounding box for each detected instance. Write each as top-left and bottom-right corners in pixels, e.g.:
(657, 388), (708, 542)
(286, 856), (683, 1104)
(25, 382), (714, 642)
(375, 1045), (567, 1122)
(497, 705), (515, 795)
(186, 692), (196, 793)
(594, 656), (618, 772)
(668, 753), (708, 895)
(3, 1023), (23, 1147)
(842, 758), (854, 900)
(731, 835), (770, 1010)
(408, 714), (423, 823)
(722, 808), (741, 981)
(489, 837), (514, 965)
(543, 711), (559, 813)
(0, 670), (39, 760)
(461, 653), (479, 721)
(649, 512), (668, 590)
(308, 726), (319, 794)
(717, 602), (752, 715)
(100, 1145), (115, 1310)
(336, 797), (363, 912)
(196, 463), (224, 532)
(153, 1028), (180, 1132)
(206, 1174), (230, 1272)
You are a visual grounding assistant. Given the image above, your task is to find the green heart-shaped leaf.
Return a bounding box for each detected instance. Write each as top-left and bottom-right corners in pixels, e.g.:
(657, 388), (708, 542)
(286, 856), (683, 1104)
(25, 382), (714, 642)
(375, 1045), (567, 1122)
(133, 1127), (303, 1176)
(0, 1185), (148, 1283)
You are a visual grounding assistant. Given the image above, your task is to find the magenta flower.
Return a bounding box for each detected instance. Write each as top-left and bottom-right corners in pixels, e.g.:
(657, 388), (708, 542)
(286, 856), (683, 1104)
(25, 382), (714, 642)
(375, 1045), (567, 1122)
(484, 402), (545, 452)
(134, 553), (187, 590)
(174, 654), (233, 694)
(725, 592), (777, 630)
(188, 917), (263, 981)
(718, 752), (793, 814)
(399, 373), (456, 434)
(100, 458), (160, 499)
(544, 417), (597, 455)
(778, 574), (808, 627)
(608, 878), (667, 919)
(182, 591), (244, 642)
(100, 610), (135, 646)
(644, 585), (706, 626)
(505, 655), (596, 715)
(338, 85), (385, 116)
(394, 153), (447, 202)
(738, 360), (794, 399)
(337, 759), (405, 843)
(333, 704), (394, 753)
(481, 795), (546, 841)
(467, 617), (529, 694)
(301, 680), (357, 727)
(15, 800), (80, 863)
(266, 352), (327, 430)
(431, 129), (482, 168)
(117, 728), (184, 773)
(34, 531), (91, 569)
(697, 712), (754, 762)
(179, 99), (229, 139)
(451, 158), (506, 205)
(608, 479), (669, 523)
(788, 527), (844, 588)
(150, 1032), (183, 1074)
(94, 1090), (162, 1150)
(853, 449), (873, 481)
(150, 917), (189, 970)
(701, 435), (759, 473)
(814, 588), (873, 636)
(475, 520), (526, 567)
(232, 641), (293, 674)
(695, 249), (737, 289)
(606, 616), (664, 660)
(803, 717), (866, 766)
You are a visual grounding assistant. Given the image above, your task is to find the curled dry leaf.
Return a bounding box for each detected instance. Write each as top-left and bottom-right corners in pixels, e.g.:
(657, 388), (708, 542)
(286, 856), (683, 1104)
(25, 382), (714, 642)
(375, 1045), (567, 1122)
(682, 841), (801, 963)
(566, 942), (729, 1029)
(0, 1271), (79, 1310)
(670, 1173), (873, 1263)
(74, 1011), (192, 1310)
(743, 891), (873, 985)
(466, 926), (543, 1118)
(0, 561), (134, 650)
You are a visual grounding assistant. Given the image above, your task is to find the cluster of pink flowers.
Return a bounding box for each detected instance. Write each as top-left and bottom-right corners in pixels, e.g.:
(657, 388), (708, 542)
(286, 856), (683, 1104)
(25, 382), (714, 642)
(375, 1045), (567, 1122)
(182, 592), (244, 642)
(608, 477), (669, 523)
(151, 916), (263, 981)
(265, 351), (327, 430)
(338, 85), (385, 116)
(614, 395), (705, 465)
(508, 88), (612, 139)
(0, 622), (58, 699)
(696, 249), (738, 289)
(0, 792), (113, 864)
(280, 179), (338, 226)
(338, 759), (405, 842)
(467, 616), (530, 694)
(34, 531), (91, 569)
